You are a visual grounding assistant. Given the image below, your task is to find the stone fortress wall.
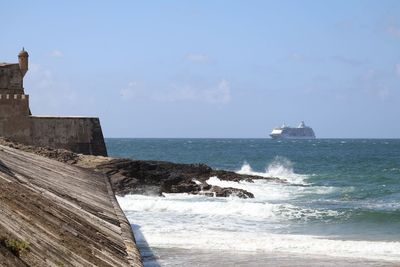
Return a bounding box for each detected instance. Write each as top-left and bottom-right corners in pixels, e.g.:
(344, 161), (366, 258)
(30, 116), (107, 156)
(0, 49), (107, 156)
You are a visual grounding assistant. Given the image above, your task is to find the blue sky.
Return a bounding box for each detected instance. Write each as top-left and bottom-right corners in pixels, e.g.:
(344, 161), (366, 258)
(2, 0), (400, 137)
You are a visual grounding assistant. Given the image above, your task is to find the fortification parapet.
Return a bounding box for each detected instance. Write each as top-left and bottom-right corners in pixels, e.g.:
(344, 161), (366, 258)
(30, 116), (107, 156)
(0, 50), (107, 156)
(0, 93), (29, 100)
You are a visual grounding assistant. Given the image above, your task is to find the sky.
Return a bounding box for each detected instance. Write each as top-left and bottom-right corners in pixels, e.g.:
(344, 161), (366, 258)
(1, 0), (400, 138)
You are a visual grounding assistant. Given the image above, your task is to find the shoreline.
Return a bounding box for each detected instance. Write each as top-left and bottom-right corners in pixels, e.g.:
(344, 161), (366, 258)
(119, 191), (400, 265)
(145, 247), (399, 267)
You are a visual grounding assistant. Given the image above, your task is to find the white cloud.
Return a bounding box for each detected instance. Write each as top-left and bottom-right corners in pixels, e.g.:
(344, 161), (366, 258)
(287, 52), (323, 63)
(357, 69), (393, 102)
(24, 63), (79, 111)
(27, 63), (54, 89)
(332, 55), (366, 66)
(361, 68), (377, 81)
(377, 88), (390, 101)
(120, 81), (145, 100)
(395, 64), (400, 77)
(387, 25), (400, 38)
(121, 79), (232, 104)
(50, 50), (63, 58)
(153, 86), (197, 102)
(289, 53), (305, 61)
(204, 79), (231, 104)
(166, 79), (231, 104)
(185, 53), (210, 63)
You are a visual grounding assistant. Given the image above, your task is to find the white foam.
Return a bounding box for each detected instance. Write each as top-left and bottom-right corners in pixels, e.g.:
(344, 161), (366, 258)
(205, 176), (291, 200)
(236, 157), (308, 185)
(118, 192), (342, 225)
(205, 176), (333, 202)
(118, 193), (400, 262)
(117, 197), (399, 261)
(116, 157), (400, 262)
(138, 229), (400, 262)
(119, 194), (279, 220)
(192, 179), (202, 185)
(206, 174), (334, 201)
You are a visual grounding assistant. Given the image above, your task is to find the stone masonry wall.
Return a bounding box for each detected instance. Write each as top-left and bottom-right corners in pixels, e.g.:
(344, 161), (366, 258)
(0, 93), (107, 156)
(1, 52), (108, 156)
(0, 64), (24, 94)
(0, 93), (31, 144)
(30, 116), (108, 156)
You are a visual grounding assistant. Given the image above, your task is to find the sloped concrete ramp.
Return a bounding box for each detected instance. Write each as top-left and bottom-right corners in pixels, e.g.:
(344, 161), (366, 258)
(0, 144), (142, 266)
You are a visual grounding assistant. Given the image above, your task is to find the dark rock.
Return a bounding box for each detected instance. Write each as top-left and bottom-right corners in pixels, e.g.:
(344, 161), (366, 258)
(109, 172), (139, 196)
(209, 186), (255, 199)
(95, 158), (282, 198)
(201, 183), (212, 191)
(1, 138), (283, 199)
(170, 182), (200, 194)
(160, 176), (201, 194)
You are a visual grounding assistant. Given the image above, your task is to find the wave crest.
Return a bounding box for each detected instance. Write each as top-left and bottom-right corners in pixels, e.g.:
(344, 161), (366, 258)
(237, 157), (308, 184)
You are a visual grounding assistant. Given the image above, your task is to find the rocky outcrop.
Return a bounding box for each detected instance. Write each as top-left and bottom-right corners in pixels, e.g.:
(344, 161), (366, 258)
(158, 177), (255, 198)
(0, 137), (283, 199)
(0, 137), (80, 164)
(96, 159), (282, 198)
(207, 186), (255, 198)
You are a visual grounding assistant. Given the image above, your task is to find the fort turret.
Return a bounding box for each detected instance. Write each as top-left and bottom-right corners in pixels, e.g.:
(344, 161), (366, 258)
(1, 49), (107, 156)
(18, 47), (29, 77)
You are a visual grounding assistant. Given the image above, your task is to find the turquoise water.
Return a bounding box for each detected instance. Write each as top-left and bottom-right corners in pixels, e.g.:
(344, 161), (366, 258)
(109, 139), (400, 263)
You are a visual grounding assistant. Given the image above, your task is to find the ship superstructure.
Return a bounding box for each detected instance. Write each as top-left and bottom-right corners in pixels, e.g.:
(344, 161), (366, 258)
(270, 121), (316, 139)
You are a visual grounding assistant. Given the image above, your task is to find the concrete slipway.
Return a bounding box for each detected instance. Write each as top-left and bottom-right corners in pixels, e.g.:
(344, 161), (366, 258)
(0, 144), (142, 266)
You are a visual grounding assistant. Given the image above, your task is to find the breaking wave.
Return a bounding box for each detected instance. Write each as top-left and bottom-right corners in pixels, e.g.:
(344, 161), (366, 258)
(236, 156), (308, 184)
(118, 192), (400, 262)
(116, 156), (400, 263)
(110, 138), (400, 264)
(119, 193), (340, 222)
(135, 229), (400, 262)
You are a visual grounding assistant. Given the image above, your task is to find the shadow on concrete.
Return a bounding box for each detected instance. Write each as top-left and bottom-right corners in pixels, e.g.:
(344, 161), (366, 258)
(132, 224), (161, 267)
(0, 159), (15, 178)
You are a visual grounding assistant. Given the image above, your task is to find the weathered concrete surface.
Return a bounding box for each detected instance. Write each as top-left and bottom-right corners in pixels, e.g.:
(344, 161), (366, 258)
(0, 144), (142, 266)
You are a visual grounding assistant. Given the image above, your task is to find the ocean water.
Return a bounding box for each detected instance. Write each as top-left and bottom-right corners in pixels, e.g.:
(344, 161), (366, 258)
(108, 139), (400, 266)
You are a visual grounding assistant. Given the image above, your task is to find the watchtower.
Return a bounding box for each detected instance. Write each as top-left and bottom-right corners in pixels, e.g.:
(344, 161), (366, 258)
(18, 47), (29, 77)
(0, 49), (108, 156)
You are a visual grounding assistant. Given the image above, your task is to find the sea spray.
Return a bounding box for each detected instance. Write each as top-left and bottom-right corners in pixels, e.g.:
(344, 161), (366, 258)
(237, 157), (309, 185)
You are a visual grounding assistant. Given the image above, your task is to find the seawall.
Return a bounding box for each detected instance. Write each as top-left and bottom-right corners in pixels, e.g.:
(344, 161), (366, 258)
(0, 93), (108, 156)
(30, 116), (107, 156)
(0, 144), (142, 266)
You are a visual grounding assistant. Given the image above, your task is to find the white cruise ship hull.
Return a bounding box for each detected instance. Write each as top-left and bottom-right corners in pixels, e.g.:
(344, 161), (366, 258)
(269, 121), (316, 139)
(270, 135), (315, 139)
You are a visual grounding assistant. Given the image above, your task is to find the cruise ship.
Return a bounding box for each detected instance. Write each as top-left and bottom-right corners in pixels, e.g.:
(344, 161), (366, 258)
(270, 121), (316, 139)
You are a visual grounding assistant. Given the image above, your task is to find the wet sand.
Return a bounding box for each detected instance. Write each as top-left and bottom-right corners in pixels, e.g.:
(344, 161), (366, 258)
(141, 246), (399, 267)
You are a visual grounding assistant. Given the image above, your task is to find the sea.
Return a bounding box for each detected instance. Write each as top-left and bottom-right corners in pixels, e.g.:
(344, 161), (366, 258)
(108, 138), (400, 266)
